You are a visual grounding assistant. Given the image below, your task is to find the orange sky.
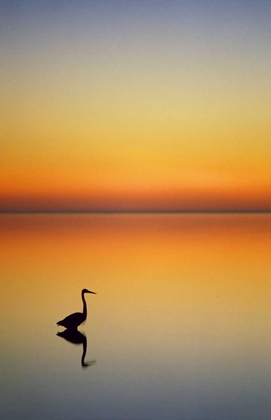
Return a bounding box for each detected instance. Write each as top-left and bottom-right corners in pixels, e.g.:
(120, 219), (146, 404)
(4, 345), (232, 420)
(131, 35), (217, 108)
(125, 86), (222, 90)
(1, 2), (271, 212)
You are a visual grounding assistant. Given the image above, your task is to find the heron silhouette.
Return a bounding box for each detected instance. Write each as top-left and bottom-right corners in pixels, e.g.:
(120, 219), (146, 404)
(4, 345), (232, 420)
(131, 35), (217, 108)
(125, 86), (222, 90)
(56, 288), (96, 330)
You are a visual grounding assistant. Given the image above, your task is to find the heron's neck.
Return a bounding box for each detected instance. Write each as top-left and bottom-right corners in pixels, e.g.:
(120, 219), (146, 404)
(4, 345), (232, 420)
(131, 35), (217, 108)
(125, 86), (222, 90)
(82, 292), (87, 318)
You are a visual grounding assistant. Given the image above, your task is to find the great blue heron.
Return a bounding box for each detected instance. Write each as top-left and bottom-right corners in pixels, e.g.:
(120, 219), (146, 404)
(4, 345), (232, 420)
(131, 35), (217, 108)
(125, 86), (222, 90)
(56, 288), (96, 330)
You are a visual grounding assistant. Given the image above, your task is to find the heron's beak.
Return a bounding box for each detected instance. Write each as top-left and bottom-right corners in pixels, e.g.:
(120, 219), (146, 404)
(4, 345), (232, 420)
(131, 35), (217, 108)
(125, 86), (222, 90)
(88, 290), (96, 294)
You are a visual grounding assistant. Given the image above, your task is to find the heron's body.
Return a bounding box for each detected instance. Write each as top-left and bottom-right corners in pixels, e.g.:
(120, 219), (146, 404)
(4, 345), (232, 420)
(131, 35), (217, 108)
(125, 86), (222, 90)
(57, 289), (96, 330)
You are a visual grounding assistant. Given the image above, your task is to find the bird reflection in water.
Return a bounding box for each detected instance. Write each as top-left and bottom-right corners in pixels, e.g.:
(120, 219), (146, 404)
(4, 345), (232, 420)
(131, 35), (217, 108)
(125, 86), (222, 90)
(57, 329), (96, 368)
(56, 289), (97, 368)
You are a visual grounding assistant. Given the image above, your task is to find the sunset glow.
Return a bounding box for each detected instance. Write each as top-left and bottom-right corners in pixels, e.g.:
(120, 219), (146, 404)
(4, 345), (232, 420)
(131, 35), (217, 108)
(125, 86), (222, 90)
(1, 1), (270, 212)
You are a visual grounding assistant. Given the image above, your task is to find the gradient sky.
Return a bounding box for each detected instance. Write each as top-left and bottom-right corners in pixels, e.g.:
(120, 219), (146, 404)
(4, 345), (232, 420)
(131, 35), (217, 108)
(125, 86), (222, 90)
(1, 0), (271, 211)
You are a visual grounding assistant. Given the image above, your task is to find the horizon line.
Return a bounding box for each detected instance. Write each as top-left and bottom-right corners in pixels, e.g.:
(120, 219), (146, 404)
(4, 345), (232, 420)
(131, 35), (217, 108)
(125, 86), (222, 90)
(1, 209), (271, 215)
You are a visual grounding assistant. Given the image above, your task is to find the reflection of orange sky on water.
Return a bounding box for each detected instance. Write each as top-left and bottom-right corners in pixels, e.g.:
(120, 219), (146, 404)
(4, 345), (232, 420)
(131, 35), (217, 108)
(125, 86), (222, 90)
(1, 213), (271, 269)
(1, 214), (271, 317)
(1, 213), (271, 371)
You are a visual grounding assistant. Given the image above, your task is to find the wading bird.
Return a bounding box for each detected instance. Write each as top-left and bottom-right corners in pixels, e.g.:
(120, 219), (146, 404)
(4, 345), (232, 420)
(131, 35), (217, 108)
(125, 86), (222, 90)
(57, 289), (96, 330)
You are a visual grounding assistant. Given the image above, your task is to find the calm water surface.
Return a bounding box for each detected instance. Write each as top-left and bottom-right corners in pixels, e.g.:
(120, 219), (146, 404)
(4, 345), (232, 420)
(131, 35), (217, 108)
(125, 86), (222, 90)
(1, 213), (271, 420)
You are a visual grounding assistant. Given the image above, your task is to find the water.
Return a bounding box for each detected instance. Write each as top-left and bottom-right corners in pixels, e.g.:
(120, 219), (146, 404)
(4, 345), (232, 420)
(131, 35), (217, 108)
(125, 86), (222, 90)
(1, 213), (271, 420)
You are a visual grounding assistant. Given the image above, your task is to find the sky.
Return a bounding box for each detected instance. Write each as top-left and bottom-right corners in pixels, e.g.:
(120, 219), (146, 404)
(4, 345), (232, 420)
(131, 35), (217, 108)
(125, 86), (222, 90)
(1, 0), (271, 212)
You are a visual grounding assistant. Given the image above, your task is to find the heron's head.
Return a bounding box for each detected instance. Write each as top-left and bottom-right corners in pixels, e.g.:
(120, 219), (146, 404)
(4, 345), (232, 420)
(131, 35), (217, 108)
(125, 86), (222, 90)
(82, 288), (96, 295)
